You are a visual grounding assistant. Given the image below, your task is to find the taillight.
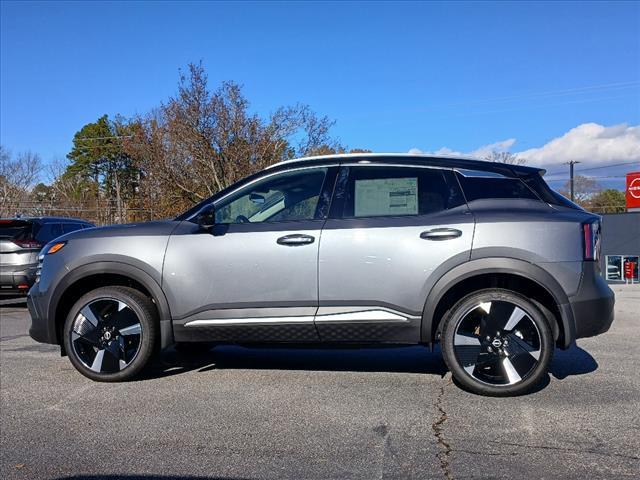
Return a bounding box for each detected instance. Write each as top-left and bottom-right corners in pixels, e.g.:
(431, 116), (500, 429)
(582, 220), (601, 262)
(12, 239), (42, 249)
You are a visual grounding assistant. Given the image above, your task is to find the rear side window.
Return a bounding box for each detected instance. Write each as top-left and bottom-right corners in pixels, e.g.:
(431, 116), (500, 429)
(523, 174), (582, 209)
(341, 166), (464, 218)
(457, 175), (539, 202)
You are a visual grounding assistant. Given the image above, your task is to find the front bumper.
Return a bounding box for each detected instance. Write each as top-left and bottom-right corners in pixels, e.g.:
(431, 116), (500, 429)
(27, 281), (58, 344)
(570, 263), (615, 340)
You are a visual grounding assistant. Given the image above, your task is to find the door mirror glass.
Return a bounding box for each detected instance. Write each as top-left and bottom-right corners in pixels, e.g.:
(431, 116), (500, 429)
(249, 192), (266, 205)
(195, 204), (216, 229)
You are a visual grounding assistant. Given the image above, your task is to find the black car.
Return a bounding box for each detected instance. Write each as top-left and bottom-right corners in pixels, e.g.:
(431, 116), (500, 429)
(0, 217), (94, 296)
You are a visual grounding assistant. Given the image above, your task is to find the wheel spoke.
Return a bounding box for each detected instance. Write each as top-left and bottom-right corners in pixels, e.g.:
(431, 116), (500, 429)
(80, 305), (100, 327)
(119, 323), (141, 336)
(502, 357), (522, 384)
(503, 306), (527, 331)
(506, 332), (541, 360)
(90, 349), (105, 372)
(110, 307), (139, 331)
(483, 302), (516, 335)
(454, 333), (481, 346)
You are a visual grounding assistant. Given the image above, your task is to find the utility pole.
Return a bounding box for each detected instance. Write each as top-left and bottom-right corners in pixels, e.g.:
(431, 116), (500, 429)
(566, 161), (580, 202)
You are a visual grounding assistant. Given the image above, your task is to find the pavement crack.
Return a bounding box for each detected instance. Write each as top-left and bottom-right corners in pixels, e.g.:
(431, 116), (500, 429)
(432, 375), (454, 480)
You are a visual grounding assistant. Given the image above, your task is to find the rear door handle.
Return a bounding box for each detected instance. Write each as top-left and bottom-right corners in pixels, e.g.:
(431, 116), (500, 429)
(277, 234), (315, 246)
(420, 228), (462, 241)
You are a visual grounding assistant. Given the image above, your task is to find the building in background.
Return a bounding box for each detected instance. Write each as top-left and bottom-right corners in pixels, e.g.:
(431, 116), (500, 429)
(601, 211), (639, 283)
(626, 172), (640, 213)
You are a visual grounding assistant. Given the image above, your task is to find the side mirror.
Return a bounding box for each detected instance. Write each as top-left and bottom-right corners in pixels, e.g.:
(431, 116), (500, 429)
(249, 192), (265, 205)
(195, 204), (216, 229)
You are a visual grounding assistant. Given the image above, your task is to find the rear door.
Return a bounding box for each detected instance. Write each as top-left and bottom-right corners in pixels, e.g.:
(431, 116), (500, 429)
(316, 163), (474, 343)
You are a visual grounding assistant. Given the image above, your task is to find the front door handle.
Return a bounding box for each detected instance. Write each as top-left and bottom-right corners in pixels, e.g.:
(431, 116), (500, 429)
(420, 228), (462, 241)
(277, 234), (315, 246)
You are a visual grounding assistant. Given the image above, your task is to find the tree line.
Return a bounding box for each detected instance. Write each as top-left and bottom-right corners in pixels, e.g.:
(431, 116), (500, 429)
(0, 63), (628, 223)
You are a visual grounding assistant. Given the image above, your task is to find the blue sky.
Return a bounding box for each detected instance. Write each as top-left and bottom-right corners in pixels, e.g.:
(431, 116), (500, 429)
(1, 1), (639, 188)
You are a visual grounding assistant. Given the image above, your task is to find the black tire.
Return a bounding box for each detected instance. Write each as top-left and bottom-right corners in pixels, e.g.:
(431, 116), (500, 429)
(441, 288), (553, 396)
(63, 286), (158, 382)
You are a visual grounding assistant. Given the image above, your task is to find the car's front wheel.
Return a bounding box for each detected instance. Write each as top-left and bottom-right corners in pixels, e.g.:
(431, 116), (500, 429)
(63, 286), (158, 382)
(441, 289), (553, 396)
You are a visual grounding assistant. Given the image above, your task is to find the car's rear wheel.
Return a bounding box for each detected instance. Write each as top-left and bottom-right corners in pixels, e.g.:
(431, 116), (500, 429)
(441, 289), (553, 396)
(63, 286), (158, 382)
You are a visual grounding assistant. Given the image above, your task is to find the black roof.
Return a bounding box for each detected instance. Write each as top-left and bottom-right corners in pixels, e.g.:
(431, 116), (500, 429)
(267, 153), (545, 177)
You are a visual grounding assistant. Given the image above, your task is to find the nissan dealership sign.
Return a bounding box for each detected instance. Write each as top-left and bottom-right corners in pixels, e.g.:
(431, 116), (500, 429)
(627, 172), (640, 211)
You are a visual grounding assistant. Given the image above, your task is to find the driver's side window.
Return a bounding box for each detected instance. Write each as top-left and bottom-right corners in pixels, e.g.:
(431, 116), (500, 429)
(215, 168), (328, 224)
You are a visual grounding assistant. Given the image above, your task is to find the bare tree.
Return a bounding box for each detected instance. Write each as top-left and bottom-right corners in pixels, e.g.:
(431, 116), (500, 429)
(125, 63), (343, 219)
(559, 175), (600, 206)
(0, 146), (42, 216)
(485, 151), (526, 165)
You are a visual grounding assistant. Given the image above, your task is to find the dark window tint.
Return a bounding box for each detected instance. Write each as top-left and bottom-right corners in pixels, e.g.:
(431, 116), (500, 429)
(523, 175), (582, 209)
(35, 223), (64, 243)
(0, 220), (33, 240)
(457, 175), (539, 202)
(62, 223), (83, 234)
(341, 167), (464, 218)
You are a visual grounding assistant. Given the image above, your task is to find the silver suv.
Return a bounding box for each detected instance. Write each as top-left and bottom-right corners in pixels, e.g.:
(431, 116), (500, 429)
(27, 154), (614, 396)
(1, 217), (93, 296)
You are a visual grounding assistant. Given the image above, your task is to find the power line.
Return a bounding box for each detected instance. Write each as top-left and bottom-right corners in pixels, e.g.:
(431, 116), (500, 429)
(545, 160), (640, 176)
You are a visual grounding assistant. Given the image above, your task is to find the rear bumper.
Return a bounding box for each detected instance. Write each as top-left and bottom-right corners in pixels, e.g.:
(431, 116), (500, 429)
(569, 263), (615, 340)
(0, 265), (37, 296)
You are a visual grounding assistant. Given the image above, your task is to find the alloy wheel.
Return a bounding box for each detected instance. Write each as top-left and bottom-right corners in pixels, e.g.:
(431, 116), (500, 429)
(452, 300), (542, 386)
(70, 298), (143, 373)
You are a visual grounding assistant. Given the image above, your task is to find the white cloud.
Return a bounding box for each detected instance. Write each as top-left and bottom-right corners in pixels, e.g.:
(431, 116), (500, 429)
(409, 123), (640, 168)
(409, 138), (516, 159)
(516, 123), (640, 166)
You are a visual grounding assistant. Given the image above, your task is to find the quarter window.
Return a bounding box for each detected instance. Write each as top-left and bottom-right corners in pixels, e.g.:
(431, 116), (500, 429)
(457, 175), (539, 202)
(341, 166), (464, 218)
(215, 168), (328, 224)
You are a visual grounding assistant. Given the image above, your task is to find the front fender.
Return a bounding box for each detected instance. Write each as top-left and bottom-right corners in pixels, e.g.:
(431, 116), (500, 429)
(48, 261), (174, 349)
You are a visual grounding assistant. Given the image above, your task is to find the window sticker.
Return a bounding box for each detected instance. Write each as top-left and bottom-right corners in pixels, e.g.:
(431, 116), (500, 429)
(354, 177), (418, 216)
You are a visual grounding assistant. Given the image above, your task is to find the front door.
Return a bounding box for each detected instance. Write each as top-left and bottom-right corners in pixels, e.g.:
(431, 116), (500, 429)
(316, 164), (474, 343)
(164, 166), (337, 343)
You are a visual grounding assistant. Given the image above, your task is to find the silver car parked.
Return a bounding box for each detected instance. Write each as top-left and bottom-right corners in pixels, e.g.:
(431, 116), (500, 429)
(27, 154), (614, 396)
(1, 217), (93, 296)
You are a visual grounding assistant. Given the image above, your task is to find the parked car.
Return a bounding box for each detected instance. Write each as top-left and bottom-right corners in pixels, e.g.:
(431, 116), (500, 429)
(27, 154), (614, 396)
(1, 217), (94, 296)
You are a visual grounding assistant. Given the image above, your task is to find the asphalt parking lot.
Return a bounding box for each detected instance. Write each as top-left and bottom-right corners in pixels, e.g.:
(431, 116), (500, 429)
(1, 285), (639, 480)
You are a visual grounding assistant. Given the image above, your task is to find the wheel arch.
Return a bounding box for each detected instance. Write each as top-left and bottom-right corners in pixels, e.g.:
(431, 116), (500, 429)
(49, 262), (174, 350)
(421, 258), (575, 349)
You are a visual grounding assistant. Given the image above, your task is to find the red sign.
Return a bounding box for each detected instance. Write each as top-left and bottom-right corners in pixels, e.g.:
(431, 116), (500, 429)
(626, 172), (640, 209)
(624, 261), (635, 280)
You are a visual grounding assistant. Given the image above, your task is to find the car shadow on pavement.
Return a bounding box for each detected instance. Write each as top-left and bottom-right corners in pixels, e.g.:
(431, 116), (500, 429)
(141, 343), (599, 394)
(56, 476), (250, 480)
(549, 344), (599, 379)
(140, 344), (449, 380)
